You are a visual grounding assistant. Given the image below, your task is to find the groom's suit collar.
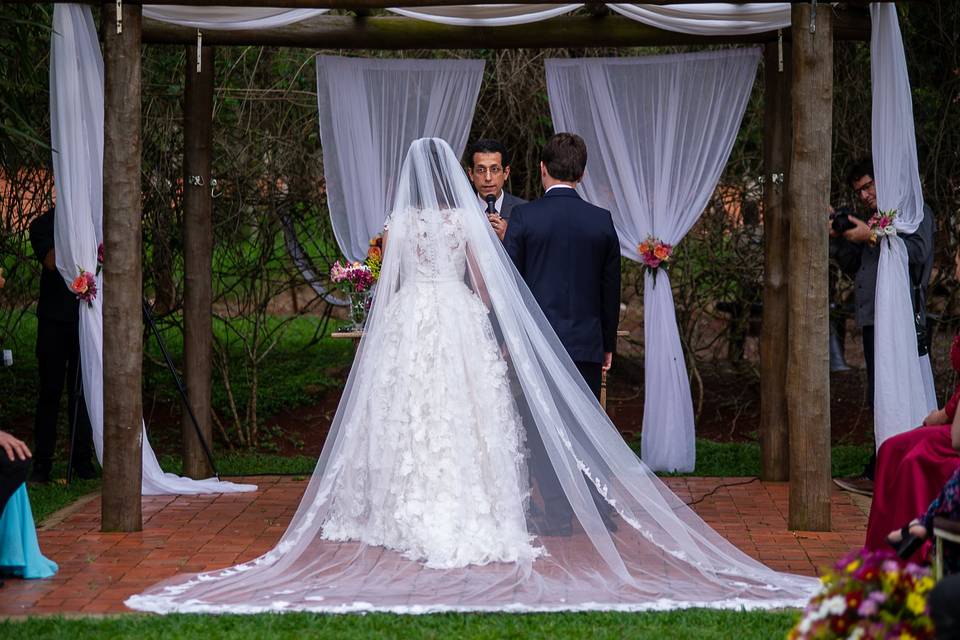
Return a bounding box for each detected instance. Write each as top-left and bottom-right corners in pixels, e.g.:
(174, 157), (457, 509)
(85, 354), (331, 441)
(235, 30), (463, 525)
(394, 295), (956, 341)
(543, 186), (581, 199)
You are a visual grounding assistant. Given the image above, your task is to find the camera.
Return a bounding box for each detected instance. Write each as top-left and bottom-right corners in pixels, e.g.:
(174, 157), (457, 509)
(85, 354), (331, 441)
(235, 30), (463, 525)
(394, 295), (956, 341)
(830, 206), (858, 235)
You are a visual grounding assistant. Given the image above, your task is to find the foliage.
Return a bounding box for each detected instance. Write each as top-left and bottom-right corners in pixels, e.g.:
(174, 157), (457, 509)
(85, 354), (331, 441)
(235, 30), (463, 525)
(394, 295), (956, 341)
(788, 549), (936, 640)
(0, 609), (798, 640)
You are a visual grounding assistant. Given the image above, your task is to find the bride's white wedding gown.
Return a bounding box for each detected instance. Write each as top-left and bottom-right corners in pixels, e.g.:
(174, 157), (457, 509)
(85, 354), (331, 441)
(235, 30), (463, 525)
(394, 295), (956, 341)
(321, 206), (542, 568)
(126, 138), (818, 615)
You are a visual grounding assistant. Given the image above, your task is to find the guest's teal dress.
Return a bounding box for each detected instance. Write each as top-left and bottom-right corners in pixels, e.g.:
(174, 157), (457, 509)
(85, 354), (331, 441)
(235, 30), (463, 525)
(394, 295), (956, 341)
(0, 484), (57, 578)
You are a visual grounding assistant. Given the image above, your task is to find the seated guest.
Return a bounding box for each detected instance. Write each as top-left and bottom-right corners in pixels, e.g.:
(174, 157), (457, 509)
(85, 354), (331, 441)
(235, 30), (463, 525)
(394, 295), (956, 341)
(864, 332), (960, 555)
(0, 430), (31, 516)
(0, 430), (57, 584)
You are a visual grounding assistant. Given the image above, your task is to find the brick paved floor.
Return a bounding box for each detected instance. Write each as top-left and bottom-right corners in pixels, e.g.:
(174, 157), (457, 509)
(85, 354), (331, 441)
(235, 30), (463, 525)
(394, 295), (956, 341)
(0, 476), (869, 617)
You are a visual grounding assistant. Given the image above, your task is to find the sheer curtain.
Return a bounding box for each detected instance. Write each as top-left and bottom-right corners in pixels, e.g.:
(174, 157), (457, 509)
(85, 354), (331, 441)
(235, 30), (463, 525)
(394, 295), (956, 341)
(547, 50), (761, 472)
(142, 7), (327, 30)
(51, 4), (255, 495)
(315, 56), (484, 261)
(389, 4), (581, 26)
(870, 3), (934, 447)
(608, 3), (789, 34)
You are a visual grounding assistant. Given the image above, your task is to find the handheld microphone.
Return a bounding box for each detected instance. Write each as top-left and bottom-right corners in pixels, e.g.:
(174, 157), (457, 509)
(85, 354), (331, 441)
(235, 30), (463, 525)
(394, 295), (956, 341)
(485, 194), (497, 215)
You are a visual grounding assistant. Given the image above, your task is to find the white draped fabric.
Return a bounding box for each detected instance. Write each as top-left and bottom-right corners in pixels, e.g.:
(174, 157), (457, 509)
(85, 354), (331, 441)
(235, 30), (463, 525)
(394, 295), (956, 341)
(546, 50), (761, 472)
(390, 4), (582, 26)
(315, 55), (483, 261)
(51, 4), (255, 496)
(141, 3), (788, 32)
(608, 3), (789, 34)
(142, 7), (328, 30)
(870, 3), (934, 448)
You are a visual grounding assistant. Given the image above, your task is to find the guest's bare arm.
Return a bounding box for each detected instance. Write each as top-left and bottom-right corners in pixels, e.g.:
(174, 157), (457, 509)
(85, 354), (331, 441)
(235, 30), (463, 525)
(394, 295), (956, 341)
(0, 430), (31, 462)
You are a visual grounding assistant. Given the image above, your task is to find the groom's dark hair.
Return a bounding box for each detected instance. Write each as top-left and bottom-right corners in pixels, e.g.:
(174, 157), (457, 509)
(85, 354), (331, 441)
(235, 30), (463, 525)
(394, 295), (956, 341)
(541, 133), (587, 182)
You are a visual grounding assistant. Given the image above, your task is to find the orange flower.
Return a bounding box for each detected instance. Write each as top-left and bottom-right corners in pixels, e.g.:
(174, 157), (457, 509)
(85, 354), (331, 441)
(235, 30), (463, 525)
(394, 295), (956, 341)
(71, 275), (89, 294)
(367, 246), (382, 261)
(638, 241), (651, 255)
(653, 244), (670, 261)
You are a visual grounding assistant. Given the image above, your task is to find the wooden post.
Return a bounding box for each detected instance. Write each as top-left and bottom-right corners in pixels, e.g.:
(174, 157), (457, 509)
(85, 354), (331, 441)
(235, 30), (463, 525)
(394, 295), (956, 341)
(182, 45), (215, 479)
(760, 40), (792, 482)
(786, 3), (832, 531)
(102, 1), (144, 532)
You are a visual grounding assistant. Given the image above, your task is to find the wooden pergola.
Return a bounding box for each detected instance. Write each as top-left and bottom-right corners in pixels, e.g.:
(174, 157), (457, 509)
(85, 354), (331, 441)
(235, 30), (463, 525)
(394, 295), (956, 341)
(21, 0), (901, 533)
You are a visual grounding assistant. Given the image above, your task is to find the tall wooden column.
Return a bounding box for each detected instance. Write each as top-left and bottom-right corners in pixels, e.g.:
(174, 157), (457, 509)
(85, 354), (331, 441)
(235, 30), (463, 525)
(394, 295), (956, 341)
(760, 40), (792, 482)
(786, 4), (833, 531)
(102, 1), (144, 532)
(182, 45), (215, 479)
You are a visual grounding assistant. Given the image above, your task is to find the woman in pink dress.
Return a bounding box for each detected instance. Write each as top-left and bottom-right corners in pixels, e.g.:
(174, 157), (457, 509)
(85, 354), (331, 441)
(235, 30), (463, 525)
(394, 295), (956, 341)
(864, 334), (960, 556)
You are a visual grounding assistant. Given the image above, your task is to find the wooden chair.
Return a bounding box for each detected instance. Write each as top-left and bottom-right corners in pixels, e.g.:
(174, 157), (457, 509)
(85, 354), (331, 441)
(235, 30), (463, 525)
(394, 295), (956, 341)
(932, 516), (960, 581)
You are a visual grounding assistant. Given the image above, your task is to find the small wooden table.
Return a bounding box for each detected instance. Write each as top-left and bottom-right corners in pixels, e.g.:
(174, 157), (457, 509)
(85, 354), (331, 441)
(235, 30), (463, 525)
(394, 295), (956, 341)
(334, 329), (630, 411)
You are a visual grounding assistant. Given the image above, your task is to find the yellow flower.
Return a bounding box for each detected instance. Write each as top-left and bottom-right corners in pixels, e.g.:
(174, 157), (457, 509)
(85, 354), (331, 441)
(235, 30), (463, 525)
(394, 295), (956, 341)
(845, 559), (861, 574)
(916, 577), (935, 594)
(899, 632), (916, 640)
(906, 592), (927, 617)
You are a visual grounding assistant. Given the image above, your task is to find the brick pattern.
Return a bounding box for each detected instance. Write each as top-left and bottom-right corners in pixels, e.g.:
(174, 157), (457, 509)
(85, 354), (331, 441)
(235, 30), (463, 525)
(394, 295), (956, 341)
(0, 476), (867, 617)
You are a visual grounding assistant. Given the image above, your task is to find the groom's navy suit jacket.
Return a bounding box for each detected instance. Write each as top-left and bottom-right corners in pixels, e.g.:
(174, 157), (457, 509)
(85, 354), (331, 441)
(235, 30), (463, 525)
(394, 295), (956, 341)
(503, 187), (621, 364)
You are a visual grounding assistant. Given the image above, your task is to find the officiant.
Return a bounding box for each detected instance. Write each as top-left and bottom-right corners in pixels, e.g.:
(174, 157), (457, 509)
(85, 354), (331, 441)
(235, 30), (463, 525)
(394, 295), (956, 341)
(464, 139), (526, 241)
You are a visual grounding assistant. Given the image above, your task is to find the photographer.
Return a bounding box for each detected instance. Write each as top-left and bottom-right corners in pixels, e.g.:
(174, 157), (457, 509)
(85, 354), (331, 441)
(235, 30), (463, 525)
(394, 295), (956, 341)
(828, 205), (865, 372)
(832, 157), (935, 496)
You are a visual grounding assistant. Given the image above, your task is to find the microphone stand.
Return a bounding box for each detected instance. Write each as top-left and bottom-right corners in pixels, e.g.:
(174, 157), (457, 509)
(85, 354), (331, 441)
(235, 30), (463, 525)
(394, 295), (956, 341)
(142, 297), (219, 478)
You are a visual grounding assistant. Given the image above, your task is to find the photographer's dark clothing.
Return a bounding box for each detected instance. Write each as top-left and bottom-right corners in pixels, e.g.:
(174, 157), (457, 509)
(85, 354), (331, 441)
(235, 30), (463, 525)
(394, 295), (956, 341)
(28, 208), (94, 479)
(848, 203), (934, 329)
(28, 210), (80, 324)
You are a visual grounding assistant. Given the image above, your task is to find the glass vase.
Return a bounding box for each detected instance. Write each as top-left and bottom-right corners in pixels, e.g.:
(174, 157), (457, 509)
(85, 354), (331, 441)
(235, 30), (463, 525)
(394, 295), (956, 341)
(348, 290), (371, 332)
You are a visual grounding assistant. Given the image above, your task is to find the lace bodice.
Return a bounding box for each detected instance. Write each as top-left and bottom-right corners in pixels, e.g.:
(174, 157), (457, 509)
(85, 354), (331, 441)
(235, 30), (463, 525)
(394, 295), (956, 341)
(395, 207), (469, 283)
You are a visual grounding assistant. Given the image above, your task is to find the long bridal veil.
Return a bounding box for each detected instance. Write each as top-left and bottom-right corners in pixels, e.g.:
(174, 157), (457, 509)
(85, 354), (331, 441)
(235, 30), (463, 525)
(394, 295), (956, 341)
(127, 138), (816, 614)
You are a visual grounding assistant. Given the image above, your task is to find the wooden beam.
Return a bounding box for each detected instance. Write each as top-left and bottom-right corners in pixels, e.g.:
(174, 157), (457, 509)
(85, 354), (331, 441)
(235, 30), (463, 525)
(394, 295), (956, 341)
(182, 45), (215, 480)
(141, 13), (871, 49)
(786, 2), (832, 532)
(760, 40), (792, 482)
(101, 0), (144, 533)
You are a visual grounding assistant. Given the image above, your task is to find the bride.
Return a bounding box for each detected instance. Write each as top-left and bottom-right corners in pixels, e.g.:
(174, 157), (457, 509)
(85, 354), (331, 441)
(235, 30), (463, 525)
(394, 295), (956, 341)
(126, 138), (817, 614)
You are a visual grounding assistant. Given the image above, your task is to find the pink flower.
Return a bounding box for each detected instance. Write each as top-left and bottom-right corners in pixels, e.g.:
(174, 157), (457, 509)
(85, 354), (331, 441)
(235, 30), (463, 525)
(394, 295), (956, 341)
(858, 599), (878, 616)
(97, 243), (104, 265)
(71, 275), (89, 295)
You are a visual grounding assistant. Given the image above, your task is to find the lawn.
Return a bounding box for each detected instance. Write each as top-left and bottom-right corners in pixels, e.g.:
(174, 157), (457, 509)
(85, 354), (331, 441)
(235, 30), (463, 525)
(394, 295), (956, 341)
(0, 609), (800, 639)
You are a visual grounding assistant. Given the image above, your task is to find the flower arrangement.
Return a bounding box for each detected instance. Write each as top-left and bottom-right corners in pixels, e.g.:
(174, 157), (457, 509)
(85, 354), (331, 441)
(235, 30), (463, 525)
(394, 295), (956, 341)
(70, 269), (98, 307)
(867, 210), (898, 246)
(788, 548), (935, 640)
(366, 234), (384, 281)
(637, 235), (673, 285)
(330, 260), (375, 295)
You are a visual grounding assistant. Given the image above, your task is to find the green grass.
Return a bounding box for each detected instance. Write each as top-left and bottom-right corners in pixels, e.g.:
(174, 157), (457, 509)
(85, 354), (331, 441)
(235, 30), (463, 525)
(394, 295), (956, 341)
(0, 609), (799, 639)
(642, 438), (872, 479)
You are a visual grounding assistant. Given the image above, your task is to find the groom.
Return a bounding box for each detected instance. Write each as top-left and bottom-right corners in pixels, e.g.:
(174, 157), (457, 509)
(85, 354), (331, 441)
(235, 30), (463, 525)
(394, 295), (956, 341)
(504, 133), (621, 535)
(504, 133), (621, 396)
